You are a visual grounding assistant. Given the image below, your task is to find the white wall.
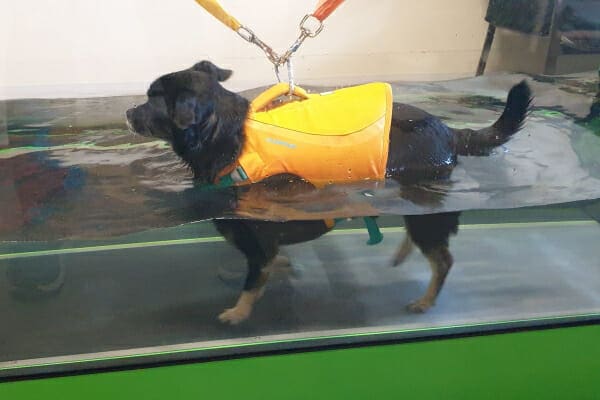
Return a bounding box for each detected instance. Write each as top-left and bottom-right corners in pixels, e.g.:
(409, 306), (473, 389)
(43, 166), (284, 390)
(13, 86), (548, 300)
(1, 0), (492, 99)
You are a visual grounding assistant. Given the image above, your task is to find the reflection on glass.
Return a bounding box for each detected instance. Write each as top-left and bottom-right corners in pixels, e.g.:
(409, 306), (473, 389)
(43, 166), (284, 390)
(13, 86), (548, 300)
(1, 0), (600, 379)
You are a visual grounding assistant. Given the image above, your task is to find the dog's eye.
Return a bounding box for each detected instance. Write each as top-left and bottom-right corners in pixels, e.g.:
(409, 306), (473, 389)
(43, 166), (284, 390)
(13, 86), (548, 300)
(147, 95), (166, 110)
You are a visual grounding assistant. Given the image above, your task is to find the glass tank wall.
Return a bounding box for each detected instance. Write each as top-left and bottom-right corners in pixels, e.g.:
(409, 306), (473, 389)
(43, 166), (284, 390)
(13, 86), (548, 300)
(1, 0), (599, 378)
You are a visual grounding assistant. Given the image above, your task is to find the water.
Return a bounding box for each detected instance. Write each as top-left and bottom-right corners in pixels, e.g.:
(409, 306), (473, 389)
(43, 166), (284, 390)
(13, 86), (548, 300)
(2, 74), (600, 241)
(1, 73), (600, 376)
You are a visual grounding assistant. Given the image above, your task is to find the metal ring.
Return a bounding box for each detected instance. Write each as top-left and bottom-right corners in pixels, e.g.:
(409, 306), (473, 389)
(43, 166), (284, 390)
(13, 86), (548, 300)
(300, 14), (324, 38)
(236, 26), (255, 43)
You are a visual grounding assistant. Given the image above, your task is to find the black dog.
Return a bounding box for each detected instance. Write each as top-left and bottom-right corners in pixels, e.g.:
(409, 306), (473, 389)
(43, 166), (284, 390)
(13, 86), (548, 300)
(127, 61), (532, 324)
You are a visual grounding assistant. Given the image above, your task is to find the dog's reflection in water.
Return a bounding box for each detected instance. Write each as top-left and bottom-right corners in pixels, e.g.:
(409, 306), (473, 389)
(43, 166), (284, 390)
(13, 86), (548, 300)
(127, 61), (532, 324)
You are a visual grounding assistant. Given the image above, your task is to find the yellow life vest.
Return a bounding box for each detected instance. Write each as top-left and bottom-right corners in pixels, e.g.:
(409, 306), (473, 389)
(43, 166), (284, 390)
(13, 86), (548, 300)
(218, 82), (393, 188)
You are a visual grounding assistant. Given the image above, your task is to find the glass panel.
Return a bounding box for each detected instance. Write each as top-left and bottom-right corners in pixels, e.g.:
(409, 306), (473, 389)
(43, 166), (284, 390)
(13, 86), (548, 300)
(1, 0), (599, 378)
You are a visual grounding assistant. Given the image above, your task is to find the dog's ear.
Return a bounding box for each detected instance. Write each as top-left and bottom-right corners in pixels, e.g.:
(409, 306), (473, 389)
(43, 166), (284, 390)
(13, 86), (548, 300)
(172, 92), (214, 130)
(192, 60), (232, 82)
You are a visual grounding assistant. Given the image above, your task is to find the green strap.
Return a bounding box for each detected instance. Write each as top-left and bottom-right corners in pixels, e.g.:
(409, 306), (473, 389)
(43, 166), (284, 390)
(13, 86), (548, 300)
(363, 216), (384, 245)
(197, 175), (235, 192)
(199, 166), (249, 191)
(334, 216), (383, 245)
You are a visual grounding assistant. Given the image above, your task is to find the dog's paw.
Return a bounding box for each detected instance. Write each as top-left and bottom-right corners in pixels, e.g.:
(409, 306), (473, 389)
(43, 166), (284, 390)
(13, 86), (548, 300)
(391, 238), (414, 267)
(273, 255), (291, 268)
(266, 255), (292, 273)
(217, 265), (245, 284)
(218, 305), (252, 325)
(266, 255), (301, 278)
(406, 298), (434, 313)
(391, 253), (409, 267)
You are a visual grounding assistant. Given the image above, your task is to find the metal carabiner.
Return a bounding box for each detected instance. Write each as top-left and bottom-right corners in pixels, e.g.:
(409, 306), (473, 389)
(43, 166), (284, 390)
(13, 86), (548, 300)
(279, 31), (309, 66)
(279, 15), (324, 66)
(273, 60), (295, 96)
(287, 59), (295, 95)
(238, 14), (325, 93)
(237, 25), (281, 65)
(274, 64), (282, 83)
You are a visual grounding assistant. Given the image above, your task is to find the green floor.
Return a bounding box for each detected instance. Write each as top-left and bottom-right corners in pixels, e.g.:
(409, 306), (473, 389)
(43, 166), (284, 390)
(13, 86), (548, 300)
(1, 324), (599, 399)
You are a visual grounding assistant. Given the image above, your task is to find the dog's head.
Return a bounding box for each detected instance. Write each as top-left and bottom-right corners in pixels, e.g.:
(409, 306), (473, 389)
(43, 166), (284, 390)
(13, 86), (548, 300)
(126, 60), (233, 142)
(126, 61), (247, 182)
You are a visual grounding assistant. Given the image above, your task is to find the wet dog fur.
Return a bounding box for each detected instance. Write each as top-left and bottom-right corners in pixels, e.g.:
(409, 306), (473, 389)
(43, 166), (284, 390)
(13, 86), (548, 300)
(127, 61), (532, 324)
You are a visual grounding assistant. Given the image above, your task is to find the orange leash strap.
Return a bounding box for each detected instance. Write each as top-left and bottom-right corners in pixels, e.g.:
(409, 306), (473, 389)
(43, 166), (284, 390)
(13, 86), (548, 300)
(313, 0), (345, 22)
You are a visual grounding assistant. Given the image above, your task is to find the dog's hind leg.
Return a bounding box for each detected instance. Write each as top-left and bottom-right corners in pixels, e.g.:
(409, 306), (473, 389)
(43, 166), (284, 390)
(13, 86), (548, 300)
(403, 212), (459, 313)
(391, 234), (415, 267)
(407, 245), (453, 313)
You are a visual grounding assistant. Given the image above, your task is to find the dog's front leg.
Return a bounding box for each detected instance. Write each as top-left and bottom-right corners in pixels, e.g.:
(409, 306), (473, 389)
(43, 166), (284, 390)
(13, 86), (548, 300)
(218, 258), (273, 325)
(213, 220), (280, 324)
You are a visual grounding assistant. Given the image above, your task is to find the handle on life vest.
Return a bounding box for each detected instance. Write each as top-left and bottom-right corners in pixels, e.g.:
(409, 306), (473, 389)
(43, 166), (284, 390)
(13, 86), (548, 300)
(250, 83), (310, 113)
(194, 0), (241, 31)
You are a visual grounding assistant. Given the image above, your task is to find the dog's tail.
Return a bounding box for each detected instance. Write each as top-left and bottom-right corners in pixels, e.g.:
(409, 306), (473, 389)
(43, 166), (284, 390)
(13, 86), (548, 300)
(453, 80), (532, 156)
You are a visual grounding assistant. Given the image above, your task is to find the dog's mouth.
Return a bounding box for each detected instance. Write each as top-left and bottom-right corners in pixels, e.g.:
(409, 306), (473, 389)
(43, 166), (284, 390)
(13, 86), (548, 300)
(125, 107), (137, 133)
(125, 114), (137, 135)
(125, 106), (150, 137)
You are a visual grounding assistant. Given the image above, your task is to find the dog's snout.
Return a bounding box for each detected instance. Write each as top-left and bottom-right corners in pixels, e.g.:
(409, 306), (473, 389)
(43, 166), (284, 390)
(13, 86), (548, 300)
(125, 106), (140, 134)
(126, 107), (134, 120)
(125, 104), (156, 138)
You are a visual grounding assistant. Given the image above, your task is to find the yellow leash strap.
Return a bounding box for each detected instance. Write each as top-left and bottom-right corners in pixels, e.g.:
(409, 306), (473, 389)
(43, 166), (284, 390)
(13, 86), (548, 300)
(194, 0), (241, 31)
(194, 0), (279, 65)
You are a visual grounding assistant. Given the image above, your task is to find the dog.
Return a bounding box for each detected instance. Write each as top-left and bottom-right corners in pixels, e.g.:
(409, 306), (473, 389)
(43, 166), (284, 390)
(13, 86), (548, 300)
(126, 60), (532, 324)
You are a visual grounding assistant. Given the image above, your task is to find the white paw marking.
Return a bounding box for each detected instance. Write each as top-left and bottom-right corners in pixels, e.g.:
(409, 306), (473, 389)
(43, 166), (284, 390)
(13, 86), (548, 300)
(406, 299), (434, 313)
(218, 305), (251, 325)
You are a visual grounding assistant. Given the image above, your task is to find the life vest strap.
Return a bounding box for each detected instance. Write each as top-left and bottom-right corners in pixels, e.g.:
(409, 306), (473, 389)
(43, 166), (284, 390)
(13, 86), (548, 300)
(334, 217), (384, 245)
